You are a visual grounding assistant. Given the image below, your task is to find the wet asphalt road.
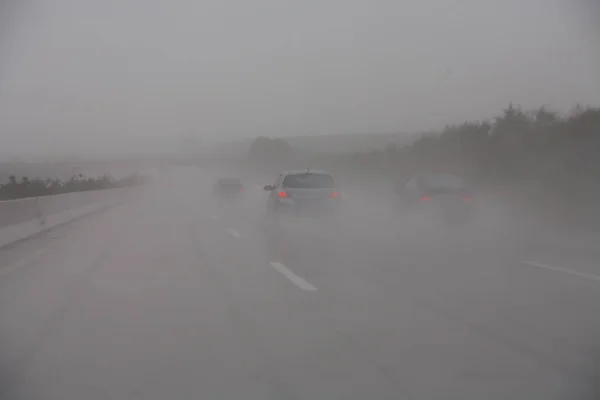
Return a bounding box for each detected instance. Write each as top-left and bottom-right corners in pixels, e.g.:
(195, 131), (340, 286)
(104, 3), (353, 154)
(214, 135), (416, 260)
(1, 166), (600, 399)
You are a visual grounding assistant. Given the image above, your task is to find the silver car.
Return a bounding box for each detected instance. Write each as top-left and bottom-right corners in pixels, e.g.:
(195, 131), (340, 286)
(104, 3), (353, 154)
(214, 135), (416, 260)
(264, 170), (341, 218)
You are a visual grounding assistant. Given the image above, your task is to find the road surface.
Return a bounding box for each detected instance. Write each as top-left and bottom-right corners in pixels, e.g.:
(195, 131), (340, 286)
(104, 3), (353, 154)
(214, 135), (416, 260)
(1, 166), (599, 399)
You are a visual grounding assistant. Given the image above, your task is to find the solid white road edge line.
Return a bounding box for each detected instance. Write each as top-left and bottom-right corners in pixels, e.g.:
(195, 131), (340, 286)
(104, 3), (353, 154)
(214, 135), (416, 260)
(0, 244), (56, 278)
(521, 260), (600, 282)
(227, 228), (241, 238)
(269, 262), (317, 291)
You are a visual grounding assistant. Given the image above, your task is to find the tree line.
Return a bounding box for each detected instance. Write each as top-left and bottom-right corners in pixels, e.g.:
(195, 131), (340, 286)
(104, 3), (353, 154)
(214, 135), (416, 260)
(247, 104), (600, 227)
(249, 103), (599, 184)
(0, 173), (146, 200)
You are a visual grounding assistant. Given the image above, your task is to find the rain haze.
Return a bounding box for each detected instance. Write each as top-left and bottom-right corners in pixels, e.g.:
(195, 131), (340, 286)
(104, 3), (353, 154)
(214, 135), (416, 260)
(1, 1), (600, 400)
(0, 0), (599, 157)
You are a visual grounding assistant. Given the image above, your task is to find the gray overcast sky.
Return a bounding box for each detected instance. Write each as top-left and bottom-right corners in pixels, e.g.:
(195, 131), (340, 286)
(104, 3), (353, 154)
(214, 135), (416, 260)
(0, 0), (599, 157)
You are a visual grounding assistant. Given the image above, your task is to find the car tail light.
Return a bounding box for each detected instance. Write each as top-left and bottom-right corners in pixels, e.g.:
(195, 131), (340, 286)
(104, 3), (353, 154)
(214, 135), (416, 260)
(329, 191), (339, 198)
(278, 191), (288, 198)
(419, 196), (431, 202)
(463, 196), (471, 201)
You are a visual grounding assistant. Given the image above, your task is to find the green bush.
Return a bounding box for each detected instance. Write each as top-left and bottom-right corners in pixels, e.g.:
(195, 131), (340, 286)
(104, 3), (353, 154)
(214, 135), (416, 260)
(0, 173), (146, 200)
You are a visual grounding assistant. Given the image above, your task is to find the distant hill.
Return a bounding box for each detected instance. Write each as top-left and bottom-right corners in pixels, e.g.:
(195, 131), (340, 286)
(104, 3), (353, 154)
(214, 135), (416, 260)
(215, 131), (420, 157)
(285, 132), (419, 154)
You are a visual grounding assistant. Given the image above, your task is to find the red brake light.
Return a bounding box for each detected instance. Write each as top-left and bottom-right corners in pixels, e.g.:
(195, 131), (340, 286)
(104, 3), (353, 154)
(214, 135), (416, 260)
(463, 196), (471, 201)
(278, 191), (288, 198)
(330, 191), (339, 198)
(419, 196), (430, 202)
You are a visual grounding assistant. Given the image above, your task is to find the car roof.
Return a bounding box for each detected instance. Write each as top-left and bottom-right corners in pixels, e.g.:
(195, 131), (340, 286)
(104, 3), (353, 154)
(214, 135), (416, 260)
(413, 172), (462, 180)
(282, 169), (331, 176)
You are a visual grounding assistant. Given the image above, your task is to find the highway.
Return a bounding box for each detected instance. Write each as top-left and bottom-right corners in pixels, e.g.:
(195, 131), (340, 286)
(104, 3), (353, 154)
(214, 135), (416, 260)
(1, 166), (599, 399)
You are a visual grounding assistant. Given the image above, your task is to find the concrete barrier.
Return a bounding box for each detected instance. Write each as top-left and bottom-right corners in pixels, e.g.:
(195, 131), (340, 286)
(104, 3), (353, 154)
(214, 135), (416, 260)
(0, 188), (130, 248)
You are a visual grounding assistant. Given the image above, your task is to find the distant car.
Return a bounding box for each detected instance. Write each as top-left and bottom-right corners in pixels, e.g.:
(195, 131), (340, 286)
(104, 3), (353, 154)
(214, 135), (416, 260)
(263, 170), (341, 218)
(401, 173), (474, 224)
(213, 178), (244, 200)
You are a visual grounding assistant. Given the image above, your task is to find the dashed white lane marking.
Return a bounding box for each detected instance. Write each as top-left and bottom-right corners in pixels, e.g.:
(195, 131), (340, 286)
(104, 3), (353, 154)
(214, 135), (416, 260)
(227, 228), (241, 238)
(269, 262), (317, 291)
(0, 244), (55, 278)
(521, 260), (600, 282)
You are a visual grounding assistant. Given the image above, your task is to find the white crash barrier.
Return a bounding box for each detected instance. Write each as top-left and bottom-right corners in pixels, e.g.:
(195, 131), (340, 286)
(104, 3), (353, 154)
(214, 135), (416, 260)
(0, 188), (130, 248)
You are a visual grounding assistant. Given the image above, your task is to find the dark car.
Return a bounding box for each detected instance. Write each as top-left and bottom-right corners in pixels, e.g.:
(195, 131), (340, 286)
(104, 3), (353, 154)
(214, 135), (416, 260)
(213, 178), (244, 200)
(401, 173), (474, 224)
(264, 170), (341, 218)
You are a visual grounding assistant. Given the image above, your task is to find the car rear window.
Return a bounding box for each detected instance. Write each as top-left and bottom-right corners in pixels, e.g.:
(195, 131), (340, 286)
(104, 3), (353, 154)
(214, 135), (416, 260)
(282, 173), (334, 188)
(218, 178), (241, 186)
(421, 174), (465, 191)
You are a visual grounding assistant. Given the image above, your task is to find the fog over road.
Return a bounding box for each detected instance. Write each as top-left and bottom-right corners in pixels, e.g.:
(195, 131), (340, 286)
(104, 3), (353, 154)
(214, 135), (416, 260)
(1, 166), (599, 399)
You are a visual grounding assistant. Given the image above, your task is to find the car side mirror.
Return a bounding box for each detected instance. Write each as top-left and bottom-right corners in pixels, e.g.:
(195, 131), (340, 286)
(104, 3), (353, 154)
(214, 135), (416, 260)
(263, 185), (274, 191)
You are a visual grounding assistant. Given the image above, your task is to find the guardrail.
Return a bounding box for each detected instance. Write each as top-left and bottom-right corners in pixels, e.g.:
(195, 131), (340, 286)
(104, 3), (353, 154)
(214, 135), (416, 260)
(0, 188), (131, 248)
